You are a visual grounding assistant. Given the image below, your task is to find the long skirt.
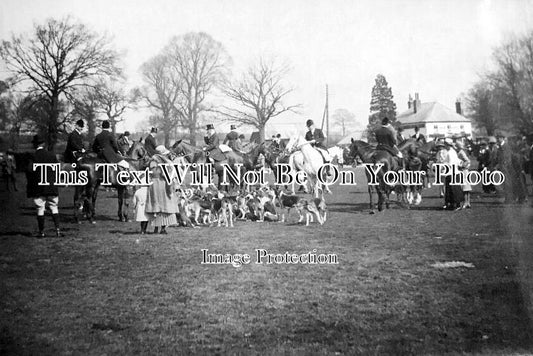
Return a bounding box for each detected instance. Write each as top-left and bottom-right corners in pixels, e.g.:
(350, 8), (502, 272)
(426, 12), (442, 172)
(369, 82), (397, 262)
(461, 169), (472, 192)
(148, 212), (177, 227)
(444, 176), (464, 208)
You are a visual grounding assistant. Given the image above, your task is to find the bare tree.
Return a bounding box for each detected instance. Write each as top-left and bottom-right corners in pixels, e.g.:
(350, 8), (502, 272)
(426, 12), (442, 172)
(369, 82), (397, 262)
(139, 53), (181, 146)
(71, 87), (102, 143)
(0, 16), (120, 149)
(167, 32), (231, 145)
(94, 79), (140, 135)
(222, 58), (299, 142)
(331, 108), (357, 137)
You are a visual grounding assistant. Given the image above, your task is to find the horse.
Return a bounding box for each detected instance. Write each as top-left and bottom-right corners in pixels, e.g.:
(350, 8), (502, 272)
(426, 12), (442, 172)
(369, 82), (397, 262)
(284, 135), (331, 198)
(348, 139), (405, 213)
(73, 140), (150, 223)
(170, 140), (249, 191)
(327, 146), (345, 168)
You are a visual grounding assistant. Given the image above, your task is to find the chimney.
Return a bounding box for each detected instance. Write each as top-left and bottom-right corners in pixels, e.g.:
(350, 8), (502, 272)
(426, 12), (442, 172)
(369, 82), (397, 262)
(407, 94), (413, 109)
(413, 93), (419, 113)
(455, 99), (462, 115)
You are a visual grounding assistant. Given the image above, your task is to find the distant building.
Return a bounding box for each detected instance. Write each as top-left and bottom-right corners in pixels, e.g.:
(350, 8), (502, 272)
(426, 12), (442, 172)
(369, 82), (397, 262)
(397, 93), (472, 139)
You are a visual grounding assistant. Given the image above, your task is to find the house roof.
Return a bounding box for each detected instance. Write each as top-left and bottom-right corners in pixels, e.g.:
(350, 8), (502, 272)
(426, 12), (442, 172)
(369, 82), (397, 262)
(397, 102), (471, 126)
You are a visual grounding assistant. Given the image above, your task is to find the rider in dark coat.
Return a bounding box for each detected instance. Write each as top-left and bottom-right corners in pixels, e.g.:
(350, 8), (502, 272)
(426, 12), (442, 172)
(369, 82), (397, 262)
(375, 117), (399, 157)
(144, 127), (158, 156)
(64, 119), (85, 163)
(203, 124), (225, 161)
(223, 124), (239, 150)
(305, 120), (327, 149)
(92, 121), (122, 164)
(412, 126), (426, 144)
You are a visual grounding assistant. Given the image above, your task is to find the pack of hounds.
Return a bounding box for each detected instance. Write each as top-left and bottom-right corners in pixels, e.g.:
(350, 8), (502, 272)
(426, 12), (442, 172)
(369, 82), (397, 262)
(175, 185), (327, 228)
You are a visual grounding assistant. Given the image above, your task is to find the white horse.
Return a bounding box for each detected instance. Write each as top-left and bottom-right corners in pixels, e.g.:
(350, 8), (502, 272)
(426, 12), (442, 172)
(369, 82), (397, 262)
(285, 135), (332, 197)
(327, 146), (345, 167)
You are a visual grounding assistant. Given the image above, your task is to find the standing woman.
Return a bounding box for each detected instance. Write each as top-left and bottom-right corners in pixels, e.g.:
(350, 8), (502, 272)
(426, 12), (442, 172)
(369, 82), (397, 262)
(456, 141), (472, 209)
(443, 138), (464, 210)
(145, 145), (179, 234)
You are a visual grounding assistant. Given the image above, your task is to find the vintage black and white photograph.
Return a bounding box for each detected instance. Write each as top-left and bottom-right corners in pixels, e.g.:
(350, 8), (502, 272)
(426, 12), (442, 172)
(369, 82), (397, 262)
(1, 0), (533, 354)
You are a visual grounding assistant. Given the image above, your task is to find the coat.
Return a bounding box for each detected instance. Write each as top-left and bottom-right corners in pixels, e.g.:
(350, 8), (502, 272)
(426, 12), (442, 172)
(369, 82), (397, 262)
(204, 133), (225, 161)
(26, 148), (59, 198)
(375, 125), (398, 155)
(412, 132), (426, 143)
(92, 130), (122, 163)
(223, 131), (239, 149)
(64, 130), (84, 163)
(145, 134), (157, 156)
(133, 186), (149, 222)
(117, 135), (131, 156)
(145, 155), (179, 214)
(305, 128), (326, 149)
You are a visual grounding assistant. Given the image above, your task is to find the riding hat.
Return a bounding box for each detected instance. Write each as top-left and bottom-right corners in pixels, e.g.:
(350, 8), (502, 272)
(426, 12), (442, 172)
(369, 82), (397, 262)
(306, 119), (314, 127)
(155, 145), (170, 155)
(75, 119), (84, 128)
(150, 127), (158, 133)
(102, 120), (110, 129)
(276, 133), (281, 138)
(435, 141), (445, 148)
(124, 131), (130, 136)
(381, 117), (390, 125)
(238, 134), (245, 139)
(206, 124), (214, 130)
(230, 124), (237, 130)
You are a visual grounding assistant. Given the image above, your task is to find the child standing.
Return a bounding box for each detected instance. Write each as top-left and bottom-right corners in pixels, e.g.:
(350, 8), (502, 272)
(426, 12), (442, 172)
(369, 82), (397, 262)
(133, 185), (149, 234)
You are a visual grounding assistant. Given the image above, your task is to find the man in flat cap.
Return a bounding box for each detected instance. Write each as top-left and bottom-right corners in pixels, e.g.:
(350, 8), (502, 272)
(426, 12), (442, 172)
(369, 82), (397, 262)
(144, 127), (158, 156)
(203, 124), (225, 162)
(92, 121), (129, 169)
(26, 134), (61, 237)
(223, 124), (239, 151)
(64, 119), (86, 163)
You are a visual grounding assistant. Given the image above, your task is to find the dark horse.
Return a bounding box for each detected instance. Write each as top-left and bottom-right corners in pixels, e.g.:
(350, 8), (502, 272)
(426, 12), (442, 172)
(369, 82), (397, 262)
(73, 140), (150, 223)
(349, 139), (405, 213)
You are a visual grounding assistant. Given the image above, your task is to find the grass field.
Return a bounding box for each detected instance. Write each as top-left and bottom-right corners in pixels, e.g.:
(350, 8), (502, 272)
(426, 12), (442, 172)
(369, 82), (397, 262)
(1, 167), (533, 355)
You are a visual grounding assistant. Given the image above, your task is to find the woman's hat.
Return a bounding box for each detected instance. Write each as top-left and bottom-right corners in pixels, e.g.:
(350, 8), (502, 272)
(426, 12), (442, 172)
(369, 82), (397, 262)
(206, 124), (214, 130)
(488, 136), (497, 144)
(435, 140), (445, 148)
(444, 138), (454, 146)
(155, 145), (170, 155)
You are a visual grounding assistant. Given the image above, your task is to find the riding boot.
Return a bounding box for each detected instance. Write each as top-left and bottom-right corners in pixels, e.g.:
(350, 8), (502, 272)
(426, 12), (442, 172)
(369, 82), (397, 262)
(153, 227), (159, 234)
(160, 226), (167, 234)
(37, 215), (45, 237)
(52, 214), (61, 237)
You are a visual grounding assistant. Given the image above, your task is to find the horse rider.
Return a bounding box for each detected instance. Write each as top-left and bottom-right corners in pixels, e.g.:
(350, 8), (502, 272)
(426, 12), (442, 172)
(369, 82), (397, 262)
(118, 131), (132, 156)
(305, 119), (332, 175)
(203, 124), (225, 163)
(64, 119), (85, 164)
(92, 120), (129, 170)
(145, 127), (158, 156)
(271, 134), (285, 152)
(396, 126), (407, 144)
(233, 134), (246, 154)
(374, 117), (404, 169)
(412, 126), (426, 144)
(223, 124), (239, 150)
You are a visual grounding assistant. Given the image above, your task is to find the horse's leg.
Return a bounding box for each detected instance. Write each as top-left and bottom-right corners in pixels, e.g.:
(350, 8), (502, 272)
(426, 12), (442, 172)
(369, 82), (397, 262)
(90, 184), (99, 224)
(73, 187), (83, 224)
(117, 187), (125, 222)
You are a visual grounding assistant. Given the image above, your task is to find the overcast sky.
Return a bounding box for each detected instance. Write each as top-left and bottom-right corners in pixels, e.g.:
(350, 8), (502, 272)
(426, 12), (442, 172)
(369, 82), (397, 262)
(1, 0), (532, 135)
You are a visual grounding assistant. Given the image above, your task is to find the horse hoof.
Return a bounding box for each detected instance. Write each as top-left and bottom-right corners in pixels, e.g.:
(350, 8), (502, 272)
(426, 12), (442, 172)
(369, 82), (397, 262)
(91, 221), (96, 225)
(369, 210), (375, 215)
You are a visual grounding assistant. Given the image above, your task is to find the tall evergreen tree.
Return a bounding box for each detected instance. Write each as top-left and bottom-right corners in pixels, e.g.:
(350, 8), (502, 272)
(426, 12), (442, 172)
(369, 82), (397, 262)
(366, 74), (397, 140)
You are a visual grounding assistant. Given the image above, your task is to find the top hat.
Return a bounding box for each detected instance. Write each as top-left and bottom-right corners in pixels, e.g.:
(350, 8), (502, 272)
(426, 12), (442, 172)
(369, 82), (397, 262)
(206, 124), (214, 130)
(230, 124), (237, 130)
(75, 119), (84, 128)
(102, 120), (110, 129)
(150, 127), (158, 133)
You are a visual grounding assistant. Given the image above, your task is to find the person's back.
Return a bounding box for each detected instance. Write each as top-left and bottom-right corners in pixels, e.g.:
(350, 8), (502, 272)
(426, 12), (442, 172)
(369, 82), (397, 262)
(375, 126), (396, 149)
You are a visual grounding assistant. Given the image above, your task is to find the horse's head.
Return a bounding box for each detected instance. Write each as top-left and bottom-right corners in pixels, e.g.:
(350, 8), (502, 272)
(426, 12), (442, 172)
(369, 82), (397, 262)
(128, 141), (148, 160)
